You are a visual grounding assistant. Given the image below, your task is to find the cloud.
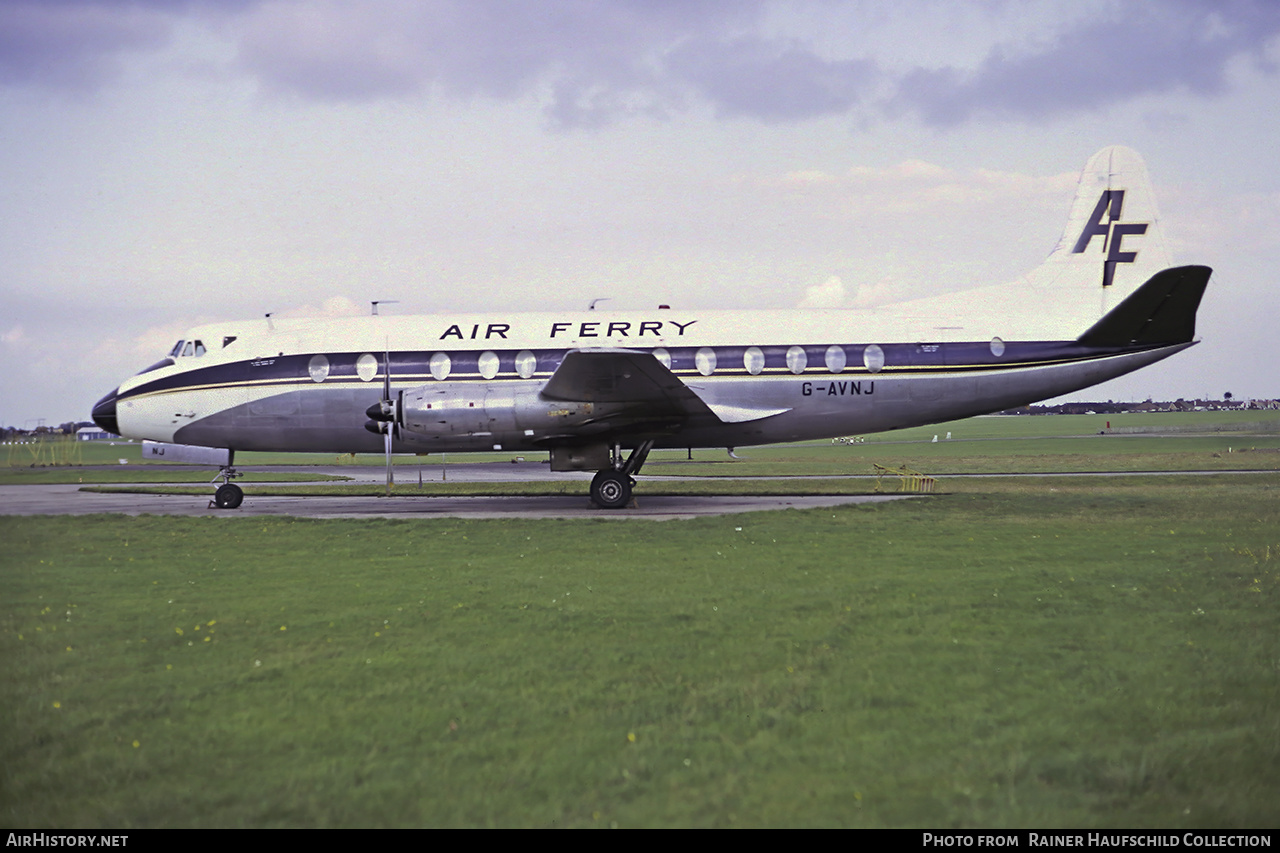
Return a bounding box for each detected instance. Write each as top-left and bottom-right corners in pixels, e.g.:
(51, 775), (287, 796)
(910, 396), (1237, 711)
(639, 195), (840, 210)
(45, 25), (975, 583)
(0, 1), (173, 91)
(891, 1), (1280, 126)
(765, 156), (1085, 308)
(795, 272), (923, 310)
(230, 1), (819, 126)
(1165, 188), (1280, 258)
(2, 325), (28, 346)
(665, 35), (878, 122)
(797, 275), (846, 308)
(844, 276), (908, 309)
(765, 158), (1078, 218)
(0, 2), (925, 128)
(4, 1), (1279, 129)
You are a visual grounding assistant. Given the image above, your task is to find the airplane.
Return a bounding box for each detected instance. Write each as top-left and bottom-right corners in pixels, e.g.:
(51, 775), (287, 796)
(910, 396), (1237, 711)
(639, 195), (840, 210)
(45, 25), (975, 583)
(91, 146), (1210, 510)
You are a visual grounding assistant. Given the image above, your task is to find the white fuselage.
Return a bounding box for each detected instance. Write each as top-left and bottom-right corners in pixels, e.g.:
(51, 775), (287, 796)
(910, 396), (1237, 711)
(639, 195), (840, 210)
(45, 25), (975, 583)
(100, 307), (1190, 456)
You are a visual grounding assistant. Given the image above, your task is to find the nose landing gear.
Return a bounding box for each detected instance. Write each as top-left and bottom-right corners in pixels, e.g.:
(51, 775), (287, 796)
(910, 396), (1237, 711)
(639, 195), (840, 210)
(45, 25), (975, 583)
(210, 455), (243, 509)
(214, 481), (243, 509)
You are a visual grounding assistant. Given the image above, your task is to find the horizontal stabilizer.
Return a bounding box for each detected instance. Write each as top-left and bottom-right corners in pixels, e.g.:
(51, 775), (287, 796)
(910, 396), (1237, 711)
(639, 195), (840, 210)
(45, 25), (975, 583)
(1076, 265), (1211, 347)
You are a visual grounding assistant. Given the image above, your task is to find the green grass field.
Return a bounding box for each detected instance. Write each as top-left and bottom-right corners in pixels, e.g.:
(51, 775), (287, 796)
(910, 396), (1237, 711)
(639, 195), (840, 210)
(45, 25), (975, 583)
(3, 411), (1279, 827)
(647, 410), (1280, 476)
(11, 412), (1280, 488)
(3, 474), (1279, 828)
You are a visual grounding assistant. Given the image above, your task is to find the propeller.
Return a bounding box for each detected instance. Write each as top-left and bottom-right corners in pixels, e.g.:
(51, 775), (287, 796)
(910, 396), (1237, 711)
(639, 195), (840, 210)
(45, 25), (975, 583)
(363, 348), (398, 495)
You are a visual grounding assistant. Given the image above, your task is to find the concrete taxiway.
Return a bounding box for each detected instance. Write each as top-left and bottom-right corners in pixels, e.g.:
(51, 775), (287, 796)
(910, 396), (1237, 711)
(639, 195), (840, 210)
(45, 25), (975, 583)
(0, 483), (912, 521)
(5, 459), (1272, 520)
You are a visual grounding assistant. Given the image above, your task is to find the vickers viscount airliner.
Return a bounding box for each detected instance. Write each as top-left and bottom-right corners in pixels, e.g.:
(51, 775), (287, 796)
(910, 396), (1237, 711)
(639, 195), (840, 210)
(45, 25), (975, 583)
(92, 146), (1209, 509)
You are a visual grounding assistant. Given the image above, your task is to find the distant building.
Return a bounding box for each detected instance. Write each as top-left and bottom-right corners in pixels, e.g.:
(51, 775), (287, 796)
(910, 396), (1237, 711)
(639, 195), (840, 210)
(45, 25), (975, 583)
(77, 426), (117, 441)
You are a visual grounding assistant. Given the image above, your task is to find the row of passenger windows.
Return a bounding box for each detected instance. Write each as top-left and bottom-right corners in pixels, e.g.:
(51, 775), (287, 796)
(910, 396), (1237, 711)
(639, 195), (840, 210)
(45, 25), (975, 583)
(305, 344), (910, 384)
(674, 344), (884, 376)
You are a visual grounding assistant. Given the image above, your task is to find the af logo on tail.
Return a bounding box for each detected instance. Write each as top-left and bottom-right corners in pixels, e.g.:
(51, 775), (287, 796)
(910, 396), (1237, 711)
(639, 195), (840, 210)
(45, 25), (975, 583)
(1072, 189), (1149, 288)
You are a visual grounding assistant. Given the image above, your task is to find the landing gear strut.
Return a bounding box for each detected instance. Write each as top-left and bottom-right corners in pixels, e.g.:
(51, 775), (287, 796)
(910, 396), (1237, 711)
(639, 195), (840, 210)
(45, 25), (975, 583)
(590, 440), (653, 510)
(210, 453), (243, 509)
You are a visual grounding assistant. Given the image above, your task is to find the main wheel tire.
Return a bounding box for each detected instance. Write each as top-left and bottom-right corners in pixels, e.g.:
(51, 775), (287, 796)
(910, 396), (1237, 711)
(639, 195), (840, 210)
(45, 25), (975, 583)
(214, 483), (244, 509)
(590, 470), (632, 509)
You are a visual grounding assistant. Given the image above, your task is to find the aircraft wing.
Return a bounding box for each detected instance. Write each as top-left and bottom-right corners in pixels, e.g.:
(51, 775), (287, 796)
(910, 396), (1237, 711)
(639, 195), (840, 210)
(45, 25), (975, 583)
(540, 349), (790, 424)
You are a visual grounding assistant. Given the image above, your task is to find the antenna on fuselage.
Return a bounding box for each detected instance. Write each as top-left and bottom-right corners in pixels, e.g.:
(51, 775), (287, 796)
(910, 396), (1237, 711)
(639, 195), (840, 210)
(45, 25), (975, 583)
(372, 301), (400, 316)
(265, 312), (274, 331)
(588, 298), (610, 311)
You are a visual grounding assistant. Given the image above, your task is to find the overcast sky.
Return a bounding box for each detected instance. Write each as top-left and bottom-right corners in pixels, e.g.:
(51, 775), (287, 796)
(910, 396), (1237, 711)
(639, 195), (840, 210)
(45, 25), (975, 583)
(3, 0), (1278, 426)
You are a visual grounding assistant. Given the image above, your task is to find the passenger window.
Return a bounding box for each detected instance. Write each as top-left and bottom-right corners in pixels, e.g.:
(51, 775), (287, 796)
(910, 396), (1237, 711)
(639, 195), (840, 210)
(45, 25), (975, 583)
(355, 353), (378, 382)
(743, 346), (764, 375)
(786, 346), (807, 374)
(863, 344), (885, 373)
(515, 350), (537, 379)
(308, 354), (330, 383)
(695, 347), (717, 376)
(430, 352), (451, 381)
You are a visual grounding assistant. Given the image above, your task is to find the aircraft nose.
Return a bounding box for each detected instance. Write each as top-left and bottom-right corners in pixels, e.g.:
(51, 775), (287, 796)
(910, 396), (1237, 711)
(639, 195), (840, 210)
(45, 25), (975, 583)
(92, 389), (120, 435)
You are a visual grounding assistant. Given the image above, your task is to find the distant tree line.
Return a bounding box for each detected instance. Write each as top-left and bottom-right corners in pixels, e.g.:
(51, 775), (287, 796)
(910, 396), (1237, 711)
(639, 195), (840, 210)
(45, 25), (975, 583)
(1000, 396), (1277, 415)
(2, 422), (93, 440)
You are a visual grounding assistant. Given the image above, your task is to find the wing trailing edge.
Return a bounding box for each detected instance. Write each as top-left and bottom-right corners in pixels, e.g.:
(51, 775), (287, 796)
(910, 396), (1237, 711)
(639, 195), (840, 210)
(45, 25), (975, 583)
(697, 402), (793, 423)
(540, 349), (791, 424)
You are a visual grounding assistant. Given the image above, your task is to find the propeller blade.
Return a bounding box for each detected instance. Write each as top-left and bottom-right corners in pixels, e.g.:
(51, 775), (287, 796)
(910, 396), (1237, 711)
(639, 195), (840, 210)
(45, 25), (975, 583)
(384, 427), (393, 495)
(382, 348), (394, 495)
(382, 347), (392, 404)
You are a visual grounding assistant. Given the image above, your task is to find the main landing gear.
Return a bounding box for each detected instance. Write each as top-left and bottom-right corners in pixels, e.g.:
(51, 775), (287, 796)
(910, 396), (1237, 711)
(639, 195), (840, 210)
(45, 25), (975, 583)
(211, 455), (243, 509)
(590, 440), (654, 510)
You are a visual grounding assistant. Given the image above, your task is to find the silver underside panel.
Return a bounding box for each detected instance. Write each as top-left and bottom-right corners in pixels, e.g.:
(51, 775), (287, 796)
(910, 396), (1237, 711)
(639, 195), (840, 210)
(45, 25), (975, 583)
(171, 343), (1191, 454)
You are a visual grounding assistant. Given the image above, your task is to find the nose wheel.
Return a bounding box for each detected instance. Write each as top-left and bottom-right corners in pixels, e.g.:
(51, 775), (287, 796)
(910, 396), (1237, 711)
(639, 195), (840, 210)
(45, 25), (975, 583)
(214, 482), (244, 509)
(210, 458), (243, 510)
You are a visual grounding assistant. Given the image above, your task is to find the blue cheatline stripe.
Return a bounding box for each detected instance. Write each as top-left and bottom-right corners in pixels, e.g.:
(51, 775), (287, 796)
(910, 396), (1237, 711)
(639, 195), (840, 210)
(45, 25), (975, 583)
(117, 341), (1160, 402)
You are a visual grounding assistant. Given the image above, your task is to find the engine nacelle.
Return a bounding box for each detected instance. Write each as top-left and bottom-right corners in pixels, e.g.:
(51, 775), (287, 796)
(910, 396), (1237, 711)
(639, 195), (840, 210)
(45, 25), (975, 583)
(399, 382), (596, 438)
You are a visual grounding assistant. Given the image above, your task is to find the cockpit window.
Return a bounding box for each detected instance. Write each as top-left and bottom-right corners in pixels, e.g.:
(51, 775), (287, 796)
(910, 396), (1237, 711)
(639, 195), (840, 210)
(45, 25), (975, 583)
(176, 340), (206, 358)
(169, 340), (185, 358)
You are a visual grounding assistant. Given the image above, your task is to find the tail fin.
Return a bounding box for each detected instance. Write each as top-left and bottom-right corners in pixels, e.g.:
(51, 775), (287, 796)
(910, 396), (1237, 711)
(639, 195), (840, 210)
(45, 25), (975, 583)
(1035, 145), (1176, 318)
(886, 146), (1204, 342)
